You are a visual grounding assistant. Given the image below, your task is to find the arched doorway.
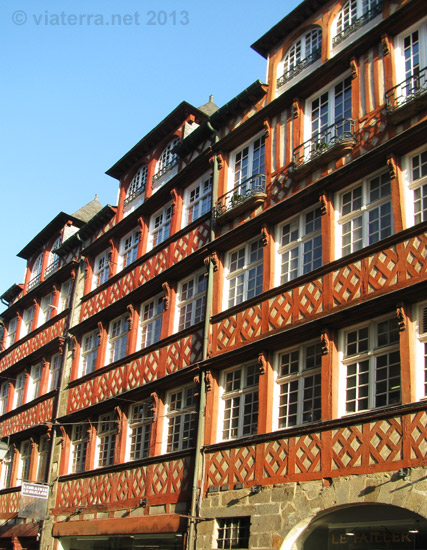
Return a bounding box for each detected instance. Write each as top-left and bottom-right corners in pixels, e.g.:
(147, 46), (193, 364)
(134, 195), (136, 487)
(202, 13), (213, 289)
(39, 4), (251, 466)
(291, 504), (427, 550)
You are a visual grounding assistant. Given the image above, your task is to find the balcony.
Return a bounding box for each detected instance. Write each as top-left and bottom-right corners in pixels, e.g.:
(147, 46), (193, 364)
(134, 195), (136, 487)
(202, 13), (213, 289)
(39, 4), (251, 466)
(123, 185), (145, 207)
(332, 2), (382, 48)
(385, 67), (427, 124)
(277, 48), (321, 89)
(214, 174), (267, 223)
(151, 157), (179, 191)
(292, 118), (355, 178)
(44, 258), (60, 279)
(26, 273), (41, 292)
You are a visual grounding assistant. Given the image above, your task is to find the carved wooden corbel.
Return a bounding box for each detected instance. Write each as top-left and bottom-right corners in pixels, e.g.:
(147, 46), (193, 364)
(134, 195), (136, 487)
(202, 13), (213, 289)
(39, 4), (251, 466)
(217, 153), (223, 170)
(258, 352), (267, 375)
(261, 226), (268, 247)
(170, 189), (178, 214)
(205, 370), (212, 392)
(58, 425), (67, 448)
(114, 406), (124, 434)
(97, 322), (104, 345)
(350, 57), (359, 79)
(264, 120), (271, 138)
(381, 34), (391, 56)
(292, 98), (299, 119)
(396, 303), (406, 332)
(162, 282), (171, 311)
(319, 192), (327, 215)
(321, 329), (329, 355)
(211, 251), (219, 272)
(126, 304), (134, 330)
(70, 269), (76, 281)
(150, 392), (159, 419)
(387, 153), (397, 180)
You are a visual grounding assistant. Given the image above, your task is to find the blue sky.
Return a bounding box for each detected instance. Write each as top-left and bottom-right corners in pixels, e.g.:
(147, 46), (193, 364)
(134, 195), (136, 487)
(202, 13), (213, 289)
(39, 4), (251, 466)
(0, 0), (299, 295)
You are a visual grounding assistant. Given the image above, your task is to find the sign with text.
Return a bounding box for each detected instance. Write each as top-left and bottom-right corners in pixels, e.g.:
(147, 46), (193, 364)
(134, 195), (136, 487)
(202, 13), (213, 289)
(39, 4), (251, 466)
(329, 530), (415, 549)
(19, 483), (49, 520)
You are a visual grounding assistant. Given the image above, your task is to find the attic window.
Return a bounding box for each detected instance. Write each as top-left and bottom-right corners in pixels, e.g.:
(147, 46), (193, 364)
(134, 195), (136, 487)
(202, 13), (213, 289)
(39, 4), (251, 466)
(277, 28), (322, 88)
(125, 165), (147, 206)
(152, 137), (179, 187)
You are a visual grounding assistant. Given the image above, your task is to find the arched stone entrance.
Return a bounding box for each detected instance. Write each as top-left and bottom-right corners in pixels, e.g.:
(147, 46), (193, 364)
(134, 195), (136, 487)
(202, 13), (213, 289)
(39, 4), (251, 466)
(282, 504), (427, 550)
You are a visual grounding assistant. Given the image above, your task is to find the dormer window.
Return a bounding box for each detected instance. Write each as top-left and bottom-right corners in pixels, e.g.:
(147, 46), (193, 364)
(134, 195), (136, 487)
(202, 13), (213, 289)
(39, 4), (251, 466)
(124, 165), (147, 207)
(277, 28), (322, 88)
(45, 236), (62, 278)
(28, 252), (44, 291)
(333, 0), (382, 48)
(152, 137), (179, 191)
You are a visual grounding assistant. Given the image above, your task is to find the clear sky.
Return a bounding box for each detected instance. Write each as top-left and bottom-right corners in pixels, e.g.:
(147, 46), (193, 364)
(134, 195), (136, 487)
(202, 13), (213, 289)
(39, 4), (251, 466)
(0, 0), (299, 297)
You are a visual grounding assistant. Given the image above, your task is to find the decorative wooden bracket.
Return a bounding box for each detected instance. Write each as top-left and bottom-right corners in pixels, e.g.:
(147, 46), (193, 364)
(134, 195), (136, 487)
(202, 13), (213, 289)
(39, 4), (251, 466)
(264, 120), (271, 138)
(387, 153), (397, 180)
(205, 370), (212, 392)
(261, 226), (268, 247)
(319, 192), (327, 215)
(381, 34), (391, 56)
(321, 329), (330, 355)
(396, 303), (406, 332)
(162, 282), (171, 311)
(150, 392), (159, 419)
(350, 57), (359, 79)
(258, 352), (267, 375)
(126, 304), (135, 330)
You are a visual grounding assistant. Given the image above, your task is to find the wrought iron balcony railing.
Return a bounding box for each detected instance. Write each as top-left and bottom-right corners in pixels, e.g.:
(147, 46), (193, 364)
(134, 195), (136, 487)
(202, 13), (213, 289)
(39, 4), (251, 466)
(385, 67), (427, 112)
(152, 157), (178, 183)
(26, 273), (41, 291)
(214, 174), (266, 219)
(277, 48), (321, 88)
(293, 118), (355, 169)
(44, 258), (60, 279)
(332, 2), (382, 47)
(123, 185), (145, 206)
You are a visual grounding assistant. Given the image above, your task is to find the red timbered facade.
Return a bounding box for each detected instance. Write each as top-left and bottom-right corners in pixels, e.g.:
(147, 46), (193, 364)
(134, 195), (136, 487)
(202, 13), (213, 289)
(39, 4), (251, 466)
(1, 0), (426, 549)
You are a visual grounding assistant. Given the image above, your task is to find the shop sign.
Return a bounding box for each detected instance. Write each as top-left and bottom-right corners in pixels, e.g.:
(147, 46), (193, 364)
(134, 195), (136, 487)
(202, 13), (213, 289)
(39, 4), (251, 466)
(329, 530), (415, 549)
(19, 482), (49, 521)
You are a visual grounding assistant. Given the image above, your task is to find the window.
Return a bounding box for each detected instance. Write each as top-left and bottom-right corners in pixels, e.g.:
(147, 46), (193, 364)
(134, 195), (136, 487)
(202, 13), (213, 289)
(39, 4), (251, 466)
(125, 165), (147, 206)
(153, 137), (179, 187)
(0, 382), (9, 416)
(341, 316), (400, 414)
(129, 401), (152, 460)
(232, 135), (265, 192)
(0, 448), (14, 489)
(44, 236), (62, 278)
(118, 229), (140, 270)
(275, 342), (322, 429)
(177, 272), (207, 331)
(19, 441), (32, 483)
(416, 302), (427, 401)
(59, 279), (73, 312)
(333, 0), (382, 47)
(221, 364), (259, 441)
(277, 206), (322, 284)
(80, 330), (99, 376)
(14, 372), (26, 408)
(278, 28), (322, 87)
(5, 317), (18, 349)
(226, 239), (263, 309)
(185, 174), (212, 224)
(36, 435), (49, 482)
(139, 295), (163, 349)
(97, 413), (117, 467)
(107, 315), (128, 364)
(309, 76), (352, 149)
(92, 250), (110, 289)
(409, 148), (427, 225)
(71, 423), (89, 473)
(49, 354), (61, 391)
(337, 171), (393, 256)
(28, 253), (43, 290)
(217, 517), (250, 550)
(27, 362), (43, 401)
(166, 385), (197, 452)
(39, 292), (54, 326)
(21, 305), (35, 337)
(149, 204), (172, 249)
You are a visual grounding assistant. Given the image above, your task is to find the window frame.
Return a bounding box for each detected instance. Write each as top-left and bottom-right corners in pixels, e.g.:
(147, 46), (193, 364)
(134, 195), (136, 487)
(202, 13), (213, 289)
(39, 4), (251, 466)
(19, 440), (32, 483)
(149, 203), (173, 249)
(184, 173), (212, 225)
(415, 301), (427, 402)
(339, 315), (401, 415)
(106, 314), (129, 365)
(165, 385), (197, 453)
(225, 238), (264, 309)
(80, 329), (99, 377)
(128, 401), (152, 461)
(230, 134), (266, 193)
(176, 271), (207, 332)
(138, 294), (164, 350)
(21, 305), (35, 337)
(36, 435), (49, 483)
(217, 517), (251, 550)
(97, 413), (117, 468)
(39, 291), (54, 327)
(14, 372), (26, 408)
(5, 317), (18, 349)
(118, 228), (140, 271)
(125, 165), (147, 207)
(336, 169), (393, 257)
(70, 423), (89, 474)
(0, 381), (9, 416)
(49, 353), (62, 391)
(219, 363), (259, 442)
(405, 146), (427, 226)
(92, 249), (110, 290)
(27, 362), (43, 402)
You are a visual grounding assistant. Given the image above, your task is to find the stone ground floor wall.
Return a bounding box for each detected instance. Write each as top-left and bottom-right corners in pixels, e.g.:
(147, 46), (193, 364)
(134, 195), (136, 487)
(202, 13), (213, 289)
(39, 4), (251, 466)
(197, 466), (427, 550)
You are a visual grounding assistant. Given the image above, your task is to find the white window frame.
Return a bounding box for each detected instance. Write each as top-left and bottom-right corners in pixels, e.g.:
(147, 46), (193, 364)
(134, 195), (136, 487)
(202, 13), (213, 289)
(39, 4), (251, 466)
(36, 435), (49, 483)
(394, 19), (427, 96)
(14, 372), (26, 408)
(39, 292), (54, 327)
(59, 279), (73, 313)
(128, 401), (152, 460)
(107, 315), (129, 365)
(404, 146), (427, 227)
(19, 440), (32, 483)
(229, 134), (265, 193)
(0, 448), (14, 489)
(21, 305), (35, 337)
(118, 228), (140, 271)
(415, 302), (427, 402)
(332, 0), (382, 51)
(70, 423), (89, 474)
(176, 272), (207, 332)
(5, 317), (18, 349)
(276, 205), (322, 285)
(97, 413), (117, 468)
(164, 385), (197, 453)
(336, 169), (393, 257)
(45, 236), (62, 278)
(80, 330), (99, 377)
(0, 382), (9, 416)
(28, 253), (43, 290)
(277, 27), (322, 90)
(138, 295), (163, 349)
(149, 203), (173, 249)
(49, 353), (62, 391)
(184, 173), (212, 225)
(225, 238), (264, 309)
(338, 315), (401, 415)
(219, 363), (259, 442)
(274, 341), (322, 430)
(125, 165), (147, 207)
(27, 362), (43, 402)
(92, 249), (110, 290)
